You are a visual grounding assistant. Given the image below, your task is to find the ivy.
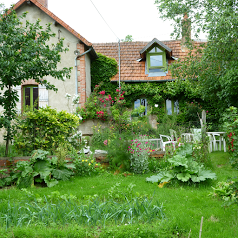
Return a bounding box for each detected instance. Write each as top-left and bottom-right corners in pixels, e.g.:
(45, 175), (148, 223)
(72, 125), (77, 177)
(91, 53), (118, 95)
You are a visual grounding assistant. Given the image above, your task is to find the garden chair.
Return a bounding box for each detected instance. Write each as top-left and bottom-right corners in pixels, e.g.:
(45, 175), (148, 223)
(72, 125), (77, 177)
(207, 134), (213, 153)
(181, 133), (194, 143)
(212, 133), (226, 152)
(191, 128), (202, 142)
(160, 134), (176, 151)
(169, 129), (178, 142)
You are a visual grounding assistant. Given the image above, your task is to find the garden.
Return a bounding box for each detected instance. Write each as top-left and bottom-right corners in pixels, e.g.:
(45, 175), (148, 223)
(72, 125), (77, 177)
(0, 86), (237, 238)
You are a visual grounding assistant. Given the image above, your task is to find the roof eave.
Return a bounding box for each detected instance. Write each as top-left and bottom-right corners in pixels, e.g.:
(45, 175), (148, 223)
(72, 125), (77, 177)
(140, 38), (172, 59)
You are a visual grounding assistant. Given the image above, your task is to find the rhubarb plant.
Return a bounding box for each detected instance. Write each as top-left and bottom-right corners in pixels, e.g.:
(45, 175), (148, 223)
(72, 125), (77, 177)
(146, 143), (217, 184)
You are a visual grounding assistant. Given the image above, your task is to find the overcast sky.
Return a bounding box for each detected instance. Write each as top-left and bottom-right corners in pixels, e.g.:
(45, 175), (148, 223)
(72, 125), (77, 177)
(1, 0), (205, 43)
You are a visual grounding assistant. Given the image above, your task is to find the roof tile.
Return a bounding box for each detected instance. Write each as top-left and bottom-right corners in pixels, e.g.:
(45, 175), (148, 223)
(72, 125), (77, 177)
(93, 40), (204, 82)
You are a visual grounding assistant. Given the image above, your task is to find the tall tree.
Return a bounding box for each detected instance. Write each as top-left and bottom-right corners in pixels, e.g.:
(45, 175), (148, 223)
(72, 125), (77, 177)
(0, 4), (71, 156)
(155, 0), (238, 113)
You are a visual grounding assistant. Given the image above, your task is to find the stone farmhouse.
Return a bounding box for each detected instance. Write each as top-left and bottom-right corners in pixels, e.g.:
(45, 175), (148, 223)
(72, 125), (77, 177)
(10, 0), (98, 113)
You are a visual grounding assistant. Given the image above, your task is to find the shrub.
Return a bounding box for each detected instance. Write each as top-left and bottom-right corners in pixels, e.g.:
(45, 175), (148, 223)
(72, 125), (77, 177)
(222, 106), (238, 169)
(13, 106), (80, 155)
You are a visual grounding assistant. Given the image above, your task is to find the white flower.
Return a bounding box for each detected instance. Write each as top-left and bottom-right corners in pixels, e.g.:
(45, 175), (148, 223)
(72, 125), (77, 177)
(154, 104), (158, 108)
(72, 94), (80, 104)
(65, 93), (71, 99)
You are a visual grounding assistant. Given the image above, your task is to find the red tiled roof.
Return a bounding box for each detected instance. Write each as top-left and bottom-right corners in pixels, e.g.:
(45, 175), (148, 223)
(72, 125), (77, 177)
(93, 40), (203, 82)
(13, 0), (92, 47)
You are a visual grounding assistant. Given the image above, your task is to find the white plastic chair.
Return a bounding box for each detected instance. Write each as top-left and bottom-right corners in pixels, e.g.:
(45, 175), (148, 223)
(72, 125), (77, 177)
(192, 129), (202, 142)
(212, 133), (226, 152)
(169, 129), (178, 142)
(181, 133), (194, 142)
(160, 135), (176, 151)
(207, 134), (213, 153)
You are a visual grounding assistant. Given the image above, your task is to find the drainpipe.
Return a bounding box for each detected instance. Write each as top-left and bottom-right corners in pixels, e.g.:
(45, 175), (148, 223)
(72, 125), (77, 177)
(74, 47), (92, 95)
(118, 39), (121, 94)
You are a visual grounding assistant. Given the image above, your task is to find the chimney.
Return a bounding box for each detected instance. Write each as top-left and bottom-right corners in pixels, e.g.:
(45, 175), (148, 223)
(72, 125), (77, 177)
(37, 0), (48, 8)
(181, 13), (191, 51)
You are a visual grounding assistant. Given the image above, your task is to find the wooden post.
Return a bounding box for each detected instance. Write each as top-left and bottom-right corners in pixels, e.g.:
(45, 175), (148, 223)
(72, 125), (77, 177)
(199, 216), (203, 238)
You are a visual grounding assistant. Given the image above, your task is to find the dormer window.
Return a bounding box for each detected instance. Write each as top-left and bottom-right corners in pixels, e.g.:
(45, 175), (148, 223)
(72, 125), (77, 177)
(147, 46), (166, 71)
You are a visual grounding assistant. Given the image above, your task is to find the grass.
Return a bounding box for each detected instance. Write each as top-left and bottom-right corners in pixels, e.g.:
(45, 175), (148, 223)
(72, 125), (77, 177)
(0, 151), (237, 237)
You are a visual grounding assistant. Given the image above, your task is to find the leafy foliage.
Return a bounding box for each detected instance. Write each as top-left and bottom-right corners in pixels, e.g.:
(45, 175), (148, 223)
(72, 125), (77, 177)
(91, 53), (118, 94)
(0, 5), (71, 156)
(146, 143), (216, 184)
(12, 149), (74, 188)
(211, 179), (238, 206)
(13, 106), (80, 155)
(222, 106), (238, 169)
(155, 0), (238, 120)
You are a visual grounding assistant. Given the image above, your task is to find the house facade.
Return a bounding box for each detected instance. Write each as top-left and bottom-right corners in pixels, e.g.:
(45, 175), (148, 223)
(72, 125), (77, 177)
(0, 0), (98, 143)
(10, 0), (97, 113)
(93, 38), (203, 116)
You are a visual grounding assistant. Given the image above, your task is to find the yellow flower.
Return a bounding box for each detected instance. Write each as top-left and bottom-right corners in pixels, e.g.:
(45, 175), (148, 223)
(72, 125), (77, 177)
(88, 163), (91, 166)
(91, 160), (94, 163)
(85, 160), (88, 162)
(158, 182), (169, 188)
(82, 160), (84, 162)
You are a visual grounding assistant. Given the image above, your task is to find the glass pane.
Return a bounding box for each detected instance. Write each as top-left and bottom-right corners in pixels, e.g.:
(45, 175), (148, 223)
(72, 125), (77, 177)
(166, 99), (172, 115)
(150, 55), (163, 67)
(25, 88), (30, 106)
(174, 100), (179, 114)
(134, 99), (140, 109)
(33, 87), (39, 109)
(155, 47), (163, 52)
(149, 48), (156, 53)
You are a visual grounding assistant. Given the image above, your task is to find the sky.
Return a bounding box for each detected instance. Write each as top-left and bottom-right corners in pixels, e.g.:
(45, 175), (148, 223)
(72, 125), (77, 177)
(1, 0), (205, 43)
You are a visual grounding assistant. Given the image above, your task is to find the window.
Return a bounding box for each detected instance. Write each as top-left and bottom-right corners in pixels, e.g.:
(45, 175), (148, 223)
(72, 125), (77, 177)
(165, 99), (179, 115)
(147, 46), (166, 71)
(23, 85), (39, 111)
(134, 98), (147, 116)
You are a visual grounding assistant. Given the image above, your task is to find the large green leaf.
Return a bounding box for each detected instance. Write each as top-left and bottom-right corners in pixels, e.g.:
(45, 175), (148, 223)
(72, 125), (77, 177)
(44, 176), (59, 188)
(168, 155), (188, 168)
(52, 168), (73, 181)
(33, 160), (51, 173)
(146, 171), (174, 183)
(177, 172), (191, 182)
(65, 163), (76, 169)
(191, 169), (217, 182)
(160, 171), (174, 183)
(146, 174), (164, 183)
(176, 143), (193, 157)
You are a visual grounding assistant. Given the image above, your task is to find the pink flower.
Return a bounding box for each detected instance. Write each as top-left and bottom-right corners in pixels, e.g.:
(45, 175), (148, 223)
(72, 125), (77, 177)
(116, 89), (120, 92)
(99, 91), (105, 95)
(103, 140), (108, 145)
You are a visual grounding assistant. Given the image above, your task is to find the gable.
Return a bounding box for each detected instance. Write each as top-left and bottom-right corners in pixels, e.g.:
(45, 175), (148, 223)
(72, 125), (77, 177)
(14, 0), (97, 58)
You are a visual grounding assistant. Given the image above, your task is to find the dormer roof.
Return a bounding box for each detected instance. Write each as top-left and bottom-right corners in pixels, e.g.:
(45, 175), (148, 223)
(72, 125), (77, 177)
(140, 38), (172, 59)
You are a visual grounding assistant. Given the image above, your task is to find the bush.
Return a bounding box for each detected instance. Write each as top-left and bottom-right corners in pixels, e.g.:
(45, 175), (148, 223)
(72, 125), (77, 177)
(13, 106), (80, 155)
(222, 106), (238, 169)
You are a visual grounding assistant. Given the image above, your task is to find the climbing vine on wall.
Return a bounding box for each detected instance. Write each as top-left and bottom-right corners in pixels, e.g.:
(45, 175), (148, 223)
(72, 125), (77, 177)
(91, 53), (118, 95)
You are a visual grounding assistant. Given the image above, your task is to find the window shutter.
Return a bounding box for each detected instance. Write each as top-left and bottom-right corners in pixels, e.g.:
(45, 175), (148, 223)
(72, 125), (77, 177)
(13, 86), (21, 113)
(39, 85), (48, 108)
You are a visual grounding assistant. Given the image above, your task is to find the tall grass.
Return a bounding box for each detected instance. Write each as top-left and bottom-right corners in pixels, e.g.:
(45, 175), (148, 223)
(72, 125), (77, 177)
(0, 196), (164, 229)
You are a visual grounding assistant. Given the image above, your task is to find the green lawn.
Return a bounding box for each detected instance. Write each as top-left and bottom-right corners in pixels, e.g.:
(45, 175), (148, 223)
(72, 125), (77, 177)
(0, 152), (237, 238)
